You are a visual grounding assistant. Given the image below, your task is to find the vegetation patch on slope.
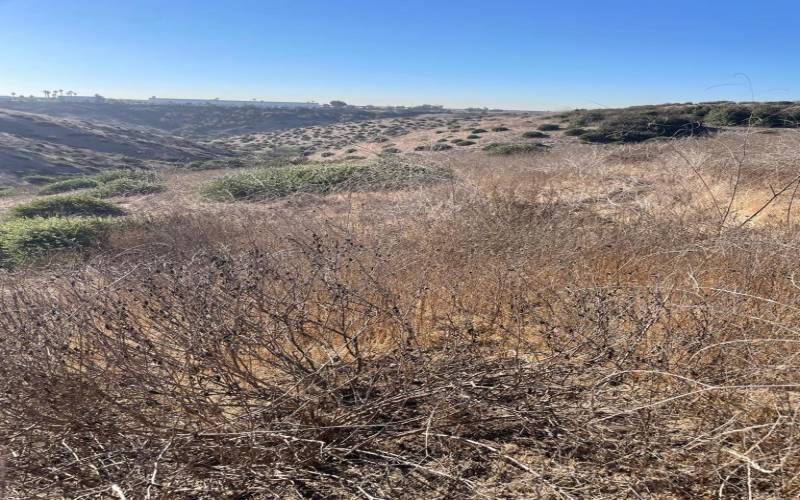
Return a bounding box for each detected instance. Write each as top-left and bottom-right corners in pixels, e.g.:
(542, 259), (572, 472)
(11, 194), (126, 218)
(0, 216), (115, 266)
(483, 142), (550, 155)
(37, 169), (166, 198)
(202, 160), (453, 201)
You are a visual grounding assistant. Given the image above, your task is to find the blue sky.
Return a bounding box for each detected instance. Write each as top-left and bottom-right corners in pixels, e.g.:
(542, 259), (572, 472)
(0, 0), (797, 109)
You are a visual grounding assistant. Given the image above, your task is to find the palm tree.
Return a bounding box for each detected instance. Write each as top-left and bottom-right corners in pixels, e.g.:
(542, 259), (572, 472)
(10, 92), (15, 99)
(43, 90), (50, 99)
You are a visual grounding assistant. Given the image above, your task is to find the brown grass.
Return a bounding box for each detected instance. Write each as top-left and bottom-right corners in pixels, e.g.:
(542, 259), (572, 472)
(3, 126), (800, 498)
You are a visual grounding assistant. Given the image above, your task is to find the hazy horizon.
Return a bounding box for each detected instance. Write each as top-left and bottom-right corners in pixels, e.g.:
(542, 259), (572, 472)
(1, 0), (798, 109)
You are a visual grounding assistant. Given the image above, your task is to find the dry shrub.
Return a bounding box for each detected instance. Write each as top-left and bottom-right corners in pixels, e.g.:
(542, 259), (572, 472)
(3, 130), (800, 498)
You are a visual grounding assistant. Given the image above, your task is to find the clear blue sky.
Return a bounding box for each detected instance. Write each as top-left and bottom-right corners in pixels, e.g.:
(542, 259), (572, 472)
(1, 0), (797, 109)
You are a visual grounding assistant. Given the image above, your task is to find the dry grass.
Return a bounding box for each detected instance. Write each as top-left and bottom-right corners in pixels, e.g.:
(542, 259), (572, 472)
(3, 125), (800, 498)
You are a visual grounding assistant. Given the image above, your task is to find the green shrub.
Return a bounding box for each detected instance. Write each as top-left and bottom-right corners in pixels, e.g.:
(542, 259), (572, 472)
(563, 128), (588, 136)
(92, 178), (166, 198)
(201, 160), (453, 201)
(93, 169), (158, 183)
(0, 187), (16, 197)
(10, 195), (126, 218)
(471, 128), (488, 133)
(0, 216), (114, 266)
(466, 134), (481, 139)
(415, 143), (454, 151)
(454, 140), (475, 146)
(537, 124), (560, 131)
(38, 177), (100, 195)
(483, 143), (550, 155)
(345, 148), (358, 153)
(581, 115), (708, 143)
(522, 131), (549, 138)
(491, 126), (510, 132)
(704, 105), (752, 126)
(321, 152), (335, 157)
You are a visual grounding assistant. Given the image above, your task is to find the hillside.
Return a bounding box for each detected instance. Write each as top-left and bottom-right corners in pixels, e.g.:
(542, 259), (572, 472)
(0, 108), (228, 183)
(3, 106), (800, 498)
(0, 100), (450, 138)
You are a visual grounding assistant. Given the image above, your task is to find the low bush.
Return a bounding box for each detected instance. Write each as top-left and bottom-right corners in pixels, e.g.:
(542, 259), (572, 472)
(563, 128), (588, 136)
(0, 216), (114, 266)
(0, 187), (16, 197)
(466, 134), (481, 139)
(10, 195), (126, 218)
(92, 178), (166, 198)
(38, 177), (100, 195)
(491, 126), (510, 132)
(201, 160), (452, 201)
(581, 115), (709, 143)
(471, 128), (488, 133)
(483, 142), (550, 155)
(454, 140), (476, 146)
(537, 123), (560, 131)
(704, 105), (752, 126)
(522, 131), (549, 138)
(183, 158), (248, 171)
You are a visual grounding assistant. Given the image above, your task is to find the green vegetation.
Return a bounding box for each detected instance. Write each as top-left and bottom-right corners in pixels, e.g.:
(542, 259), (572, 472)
(11, 195), (126, 218)
(201, 160), (453, 201)
(183, 158), (247, 171)
(92, 178), (166, 198)
(0, 216), (115, 266)
(471, 128), (488, 133)
(522, 131), (550, 138)
(537, 123), (560, 131)
(466, 134), (481, 139)
(483, 143), (550, 155)
(0, 187), (16, 197)
(35, 169), (166, 198)
(454, 140), (476, 146)
(38, 177), (100, 195)
(563, 128), (588, 136)
(491, 126), (510, 132)
(580, 115), (708, 143)
(415, 143), (454, 151)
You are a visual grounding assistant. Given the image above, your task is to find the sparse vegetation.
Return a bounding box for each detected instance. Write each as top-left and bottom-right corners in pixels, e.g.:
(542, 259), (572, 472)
(537, 123), (560, 131)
